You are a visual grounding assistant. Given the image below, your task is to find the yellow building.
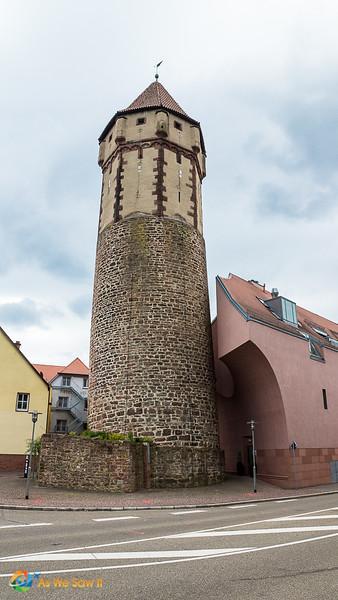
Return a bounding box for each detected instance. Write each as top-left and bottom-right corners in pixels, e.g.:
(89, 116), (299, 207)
(0, 327), (50, 471)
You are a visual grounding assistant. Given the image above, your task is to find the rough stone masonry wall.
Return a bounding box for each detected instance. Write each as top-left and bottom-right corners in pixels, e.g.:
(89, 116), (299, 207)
(38, 434), (145, 493)
(89, 215), (218, 445)
(151, 446), (224, 488)
(88, 214), (223, 484)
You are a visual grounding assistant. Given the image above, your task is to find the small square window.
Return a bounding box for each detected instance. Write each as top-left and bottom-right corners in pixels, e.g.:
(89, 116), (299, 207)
(57, 396), (69, 409)
(62, 376), (71, 387)
(136, 117), (146, 126)
(56, 419), (67, 433)
(174, 120), (182, 131)
(16, 392), (30, 411)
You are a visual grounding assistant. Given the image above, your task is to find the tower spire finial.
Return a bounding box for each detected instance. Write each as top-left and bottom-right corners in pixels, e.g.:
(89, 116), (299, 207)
(155, 60), (163, 81)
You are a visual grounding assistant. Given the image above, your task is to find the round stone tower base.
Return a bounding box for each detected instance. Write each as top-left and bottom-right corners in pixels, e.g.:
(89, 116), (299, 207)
(150, 446), (225, 488)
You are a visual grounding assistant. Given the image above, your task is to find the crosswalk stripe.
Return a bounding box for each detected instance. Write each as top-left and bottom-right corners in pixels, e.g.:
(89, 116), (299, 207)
(6, 548), (253, 562)
(92, 516), (139, 522)
(170, 525), (338, 538)
(171, 510), (207, 515)
(0, 523), (52, 530)
(229, 505), (257, 509)
(267, 515), (338, 522)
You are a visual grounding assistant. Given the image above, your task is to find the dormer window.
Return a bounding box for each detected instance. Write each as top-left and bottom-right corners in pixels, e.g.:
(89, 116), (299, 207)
(264, 296), (298, 326)
(281, 298), (297, 325)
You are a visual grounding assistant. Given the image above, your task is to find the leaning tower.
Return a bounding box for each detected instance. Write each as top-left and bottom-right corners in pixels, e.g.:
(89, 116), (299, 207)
(88, 79), (223, 486)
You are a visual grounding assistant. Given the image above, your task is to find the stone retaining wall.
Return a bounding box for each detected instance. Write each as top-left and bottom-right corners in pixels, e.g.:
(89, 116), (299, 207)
(38, 434), (224, 492)
(38, 434), (145, 493)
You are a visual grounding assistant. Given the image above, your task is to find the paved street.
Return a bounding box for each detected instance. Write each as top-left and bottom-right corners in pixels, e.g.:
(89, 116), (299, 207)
(0, 495), (337, 599)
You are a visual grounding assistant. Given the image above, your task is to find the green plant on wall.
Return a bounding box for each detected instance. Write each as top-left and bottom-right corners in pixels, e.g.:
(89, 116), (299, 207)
(76, 430), (153, 444)
(26, 437), (41, 457)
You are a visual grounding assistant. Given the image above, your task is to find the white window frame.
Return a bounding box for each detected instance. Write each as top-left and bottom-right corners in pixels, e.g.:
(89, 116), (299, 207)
(62, 376), (71, 387)
(16, 392), (30, 412)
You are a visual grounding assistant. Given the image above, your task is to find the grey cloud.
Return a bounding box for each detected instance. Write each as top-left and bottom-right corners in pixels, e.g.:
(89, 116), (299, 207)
(246, 86), (338, 181)
(69, 295), (92, 318)
(256, 182), (335, 220)
(281, 96), (338, 178)
(0, 202), (90, 280)
(0, 298), (61, 328)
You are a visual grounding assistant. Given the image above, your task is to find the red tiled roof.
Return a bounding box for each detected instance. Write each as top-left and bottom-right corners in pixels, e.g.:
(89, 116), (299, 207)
(33, 364), (64, 383)
(219, 274), (338, 350)
(59, 358), (89, 376)
(123, 81), (188, 117)
(33, 358), (89, 383)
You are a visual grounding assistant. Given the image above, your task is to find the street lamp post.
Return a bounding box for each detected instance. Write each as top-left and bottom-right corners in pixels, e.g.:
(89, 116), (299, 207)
(247, 419), (257, 493)
(25, 411), (42, 500)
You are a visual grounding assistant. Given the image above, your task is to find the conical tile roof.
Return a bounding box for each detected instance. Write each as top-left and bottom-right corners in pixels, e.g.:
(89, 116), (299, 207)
(124, 81), (188, 117)
(99, 80), (203, 143)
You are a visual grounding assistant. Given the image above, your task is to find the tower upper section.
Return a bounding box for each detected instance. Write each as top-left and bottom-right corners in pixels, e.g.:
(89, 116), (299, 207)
(97, 81), (207, 235)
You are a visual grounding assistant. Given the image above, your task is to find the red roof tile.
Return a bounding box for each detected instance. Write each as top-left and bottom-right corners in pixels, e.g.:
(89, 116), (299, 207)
(59, 358), (89, 376)
(123, 81), (188, 117)
(33, 364), (65, 383)
(33, 358), (89, 382)
(219, 274), (338, 350)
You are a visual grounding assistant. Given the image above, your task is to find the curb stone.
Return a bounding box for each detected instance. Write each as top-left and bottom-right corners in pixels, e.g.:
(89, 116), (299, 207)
(0, 488), (337, 511)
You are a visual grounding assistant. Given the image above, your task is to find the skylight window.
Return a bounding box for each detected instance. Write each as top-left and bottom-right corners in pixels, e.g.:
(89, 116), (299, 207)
(312, 326), (328, 338)
(309, 339), (323, 360)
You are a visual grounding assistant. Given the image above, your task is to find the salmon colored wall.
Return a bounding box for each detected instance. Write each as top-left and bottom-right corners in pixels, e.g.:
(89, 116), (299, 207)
(216, 284), (249, 358)
(215, 282), (338, 458)
(250, 322), (338, 448)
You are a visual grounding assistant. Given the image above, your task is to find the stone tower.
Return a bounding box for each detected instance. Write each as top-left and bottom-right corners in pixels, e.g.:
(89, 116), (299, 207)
(88, 80), (223, 486)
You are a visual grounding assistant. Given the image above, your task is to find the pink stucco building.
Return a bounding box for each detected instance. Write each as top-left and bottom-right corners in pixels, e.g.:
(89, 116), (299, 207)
(214, 273), (338, 488)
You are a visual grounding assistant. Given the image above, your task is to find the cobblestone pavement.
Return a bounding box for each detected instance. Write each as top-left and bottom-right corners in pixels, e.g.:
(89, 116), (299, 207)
(0, 472), (337, 509)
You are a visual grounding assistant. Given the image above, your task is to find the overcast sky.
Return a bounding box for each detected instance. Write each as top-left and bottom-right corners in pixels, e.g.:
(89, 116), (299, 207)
(1, 0), (338, 366)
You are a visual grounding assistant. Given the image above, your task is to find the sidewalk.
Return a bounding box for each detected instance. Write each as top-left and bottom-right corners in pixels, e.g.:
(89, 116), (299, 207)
(0, 472), (337, 511)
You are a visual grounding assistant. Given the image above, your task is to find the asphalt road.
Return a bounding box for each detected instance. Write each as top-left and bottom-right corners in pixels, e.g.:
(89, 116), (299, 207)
(0, 495), (337, 599)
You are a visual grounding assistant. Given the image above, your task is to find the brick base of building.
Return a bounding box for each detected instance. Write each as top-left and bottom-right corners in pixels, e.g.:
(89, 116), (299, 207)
(0, 454), (25, 472)
(256, 448), (338, 488)
(38, 434), (224, 492)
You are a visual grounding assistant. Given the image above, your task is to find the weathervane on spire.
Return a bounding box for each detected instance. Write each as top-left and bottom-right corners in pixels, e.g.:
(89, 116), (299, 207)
(155, 60), (163, 81)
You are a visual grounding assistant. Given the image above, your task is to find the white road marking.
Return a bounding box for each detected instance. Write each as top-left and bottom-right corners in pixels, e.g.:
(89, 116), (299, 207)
(275, 499), (298, 503)
(1, 505), (337, 563)
(6, 548), (253, 562)
(92, 516), (139, 522)
(170, 525), (338, 538)
(0, 523), (52, 530)
(0, 533), (337, 578)
(267, 515), (338, 522)
(229, 504), (257, 509)
(171, 510), (207, 515)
